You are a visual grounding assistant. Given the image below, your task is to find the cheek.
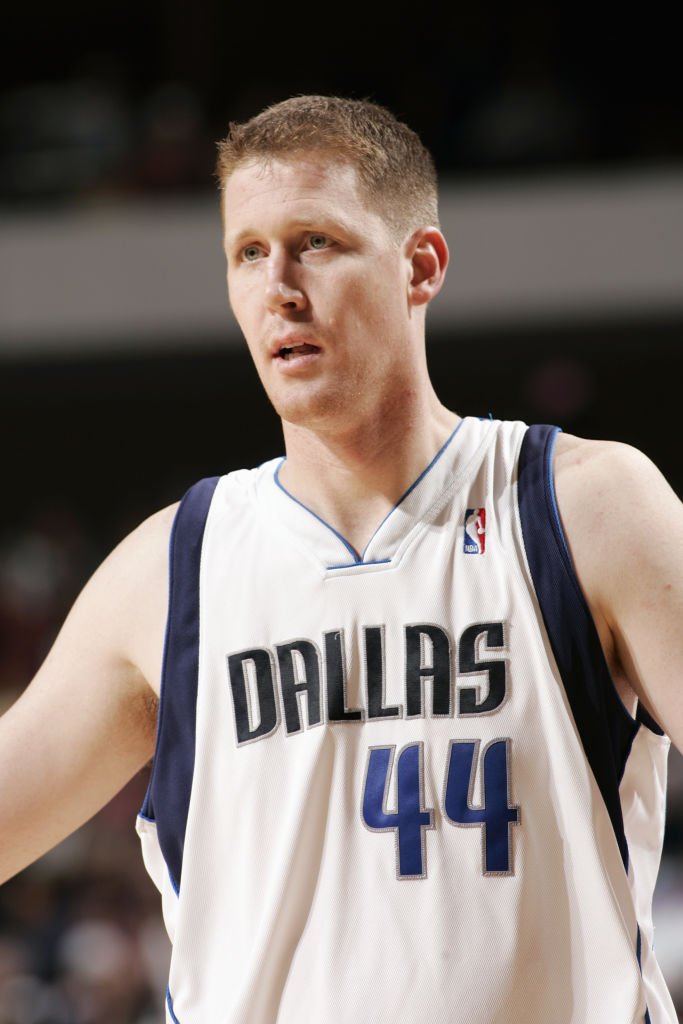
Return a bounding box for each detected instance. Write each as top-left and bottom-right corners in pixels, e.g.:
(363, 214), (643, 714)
(355, 282), (405, 343)
(227, 279), (246, 318)
(228, 285), (262, 343)
(330, 273), (396, 327)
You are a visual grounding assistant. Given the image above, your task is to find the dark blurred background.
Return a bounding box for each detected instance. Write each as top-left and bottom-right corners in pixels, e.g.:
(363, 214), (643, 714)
(1, 3), (682, 1021)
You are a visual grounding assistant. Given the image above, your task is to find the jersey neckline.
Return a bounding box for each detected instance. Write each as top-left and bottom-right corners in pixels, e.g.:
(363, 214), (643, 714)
(260, 416), (495, 571)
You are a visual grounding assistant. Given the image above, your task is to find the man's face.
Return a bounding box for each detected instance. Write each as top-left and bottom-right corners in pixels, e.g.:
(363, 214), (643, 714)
(222, 155), (419, 432)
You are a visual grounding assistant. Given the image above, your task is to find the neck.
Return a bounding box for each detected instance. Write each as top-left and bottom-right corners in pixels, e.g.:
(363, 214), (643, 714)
(278, 389), (460, 557)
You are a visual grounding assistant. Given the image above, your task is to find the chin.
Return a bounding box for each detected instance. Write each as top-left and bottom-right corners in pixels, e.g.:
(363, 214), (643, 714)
(276, 401), (331, 430)
(273, 389), (352, 432)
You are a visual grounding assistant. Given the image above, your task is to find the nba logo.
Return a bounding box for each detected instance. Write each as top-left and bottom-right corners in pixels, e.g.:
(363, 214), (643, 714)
(464, 508), (486, 554)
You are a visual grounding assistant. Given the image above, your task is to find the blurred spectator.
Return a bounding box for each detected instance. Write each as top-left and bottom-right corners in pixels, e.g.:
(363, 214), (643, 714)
(0, 772), (169, 1023)
(0, 79), (130, 203)
(0, 501), (99, 702)
(125, 82), (214, 192)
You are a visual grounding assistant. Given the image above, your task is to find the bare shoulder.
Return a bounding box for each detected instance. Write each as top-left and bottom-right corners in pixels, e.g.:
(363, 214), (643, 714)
(558, 430), (678, 539)
(553, 429), (682, 552)
(551, 430), (683, 745)
(65, 500), (180, 697)
(553, 430), (666, 493)
(96, 501), (179, 590)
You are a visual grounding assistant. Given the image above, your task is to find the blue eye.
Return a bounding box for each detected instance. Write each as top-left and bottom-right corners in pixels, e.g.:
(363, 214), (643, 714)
(308, 234), (329, 250)
(242, 245), (262, 261)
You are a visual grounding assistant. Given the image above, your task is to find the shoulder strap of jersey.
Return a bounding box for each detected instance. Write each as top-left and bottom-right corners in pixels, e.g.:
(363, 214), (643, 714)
(517, 423), (638, 869)
(140, 475), (221, 893)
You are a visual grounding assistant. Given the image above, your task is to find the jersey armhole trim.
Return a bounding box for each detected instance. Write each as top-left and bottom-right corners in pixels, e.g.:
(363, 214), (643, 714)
(139, 475), (221, 892)
(518, 424), (639, 869)
(545, 428), (664, 738)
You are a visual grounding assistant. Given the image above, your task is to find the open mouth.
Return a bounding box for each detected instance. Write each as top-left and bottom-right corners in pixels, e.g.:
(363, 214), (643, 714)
(276, 342), (320, 360)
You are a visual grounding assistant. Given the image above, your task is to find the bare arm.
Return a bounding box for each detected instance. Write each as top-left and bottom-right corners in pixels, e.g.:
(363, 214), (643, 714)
(0, 503), (176, 884)
(554, 434), (683, 751)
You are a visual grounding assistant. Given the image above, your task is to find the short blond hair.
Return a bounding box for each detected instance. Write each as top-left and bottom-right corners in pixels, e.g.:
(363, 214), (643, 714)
(215, 95), (439, 239)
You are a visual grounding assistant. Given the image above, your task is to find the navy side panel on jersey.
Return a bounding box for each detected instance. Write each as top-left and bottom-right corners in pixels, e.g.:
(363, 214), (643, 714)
(140, 475), (220, 892)
(517, 424), (639, 868)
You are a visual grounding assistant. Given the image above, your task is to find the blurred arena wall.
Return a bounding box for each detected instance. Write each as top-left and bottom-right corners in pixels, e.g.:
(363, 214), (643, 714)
(2, 170), (682, 355)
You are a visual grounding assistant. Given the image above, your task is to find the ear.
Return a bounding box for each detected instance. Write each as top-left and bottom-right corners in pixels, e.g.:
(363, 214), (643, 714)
(406, 227), (449, 307)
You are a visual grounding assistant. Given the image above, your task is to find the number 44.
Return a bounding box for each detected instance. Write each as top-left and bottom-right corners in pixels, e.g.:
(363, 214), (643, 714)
(361, 739), (520, 879)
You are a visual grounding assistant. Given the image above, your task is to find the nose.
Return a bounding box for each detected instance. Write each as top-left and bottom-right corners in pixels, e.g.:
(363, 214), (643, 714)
(265, 258), (307, 314)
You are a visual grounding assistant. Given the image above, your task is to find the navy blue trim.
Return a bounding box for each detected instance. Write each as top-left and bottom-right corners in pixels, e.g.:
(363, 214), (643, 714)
(327, 558), (391, 570)
(166, 987), (181, 1023)
(518, 424), (639, 869)
(636, 928), (652, 1024)
(546, 428), (572, 564)
(140, 475), (220, 892)
(636, 701), (665, 736)
(275, 419), (466, 565)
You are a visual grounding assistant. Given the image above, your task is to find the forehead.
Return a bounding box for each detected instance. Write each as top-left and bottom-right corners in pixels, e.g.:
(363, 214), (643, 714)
(222, 155), (379, 237)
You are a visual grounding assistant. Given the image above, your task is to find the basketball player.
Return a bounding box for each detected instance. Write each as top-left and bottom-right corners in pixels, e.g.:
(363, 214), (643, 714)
(1, 96), (682, 1023)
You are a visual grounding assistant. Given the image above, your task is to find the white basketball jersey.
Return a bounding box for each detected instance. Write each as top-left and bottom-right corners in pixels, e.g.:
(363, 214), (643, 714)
(136, 416), (676, 1024)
